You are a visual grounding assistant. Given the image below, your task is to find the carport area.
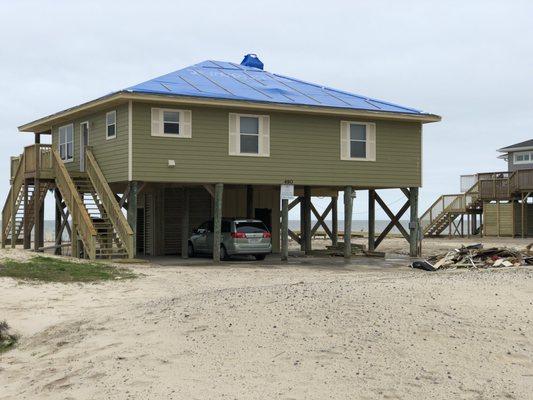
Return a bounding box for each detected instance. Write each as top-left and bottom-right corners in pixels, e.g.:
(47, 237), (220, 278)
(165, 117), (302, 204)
(131, 182), (421, 262)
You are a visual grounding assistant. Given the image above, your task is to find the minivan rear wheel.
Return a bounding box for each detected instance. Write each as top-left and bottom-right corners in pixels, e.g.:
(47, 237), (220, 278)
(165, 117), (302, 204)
(187, 242), (195, 258)
(220, 245), (229, 261)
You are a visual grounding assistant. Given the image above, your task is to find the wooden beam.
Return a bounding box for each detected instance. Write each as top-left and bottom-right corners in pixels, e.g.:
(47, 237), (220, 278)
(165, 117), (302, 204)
(331, 196), (338, 246)
(281, 197), (289, 261)
(33, 178), (40, 251)
(288, 229), (301, 244)
(409, 187), (419, 257)
(23, 180), (30, 249)
(288, 197), (300, 211)
(344, 186), (353, 260)
(246, 185), (254, 219)
(368, 189), (376, 252)
(181, 187), (190, 259)
(203, 184), (215, 198)
(212, 183), (223, 263)
(127, 181), (138, 257)
(374, 192), (411, 248)
(303, 186), (311, 254)
(310, 201), (333, 238)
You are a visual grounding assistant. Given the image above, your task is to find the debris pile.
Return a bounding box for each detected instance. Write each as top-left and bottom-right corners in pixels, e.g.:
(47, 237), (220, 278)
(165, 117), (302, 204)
(412, 244), (533, 271)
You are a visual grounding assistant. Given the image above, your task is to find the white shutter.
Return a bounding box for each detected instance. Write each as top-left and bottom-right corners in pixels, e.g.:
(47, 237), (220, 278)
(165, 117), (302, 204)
(180, 110), (192, 138)
(366, 123), (376, 161)
(228, 113), (239, 155)
(151, 108), (161, 136)
(260, 115), (270, 157)
(340, 121), (350, 160)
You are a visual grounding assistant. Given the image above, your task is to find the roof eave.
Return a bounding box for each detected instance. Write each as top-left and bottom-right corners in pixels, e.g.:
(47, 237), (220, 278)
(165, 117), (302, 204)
(18, 92), (441, 132)
(497, 146), (533, 153)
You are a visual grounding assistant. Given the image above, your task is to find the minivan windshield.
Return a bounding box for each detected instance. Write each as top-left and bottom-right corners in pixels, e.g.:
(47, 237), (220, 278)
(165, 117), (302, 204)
(235, 221), (268, 233)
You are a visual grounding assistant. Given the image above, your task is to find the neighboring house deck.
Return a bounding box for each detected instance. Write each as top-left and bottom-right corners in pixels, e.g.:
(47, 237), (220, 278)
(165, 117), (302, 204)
(2, 54), (440, 260)
(421, 140), (533, 238)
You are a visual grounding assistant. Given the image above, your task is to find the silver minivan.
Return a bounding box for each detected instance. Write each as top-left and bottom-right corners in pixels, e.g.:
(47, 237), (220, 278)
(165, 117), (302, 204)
(188, 218), (272, 260)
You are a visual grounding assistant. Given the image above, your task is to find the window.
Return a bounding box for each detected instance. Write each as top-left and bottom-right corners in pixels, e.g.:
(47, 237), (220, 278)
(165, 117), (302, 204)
(58, 124), (74, 162)
(151, 108), (192, 138)
(514, 151), (533, 164)
(106, 111), (116, 139)
(340, 121), (376, 161)
(228, 113), (270, 157)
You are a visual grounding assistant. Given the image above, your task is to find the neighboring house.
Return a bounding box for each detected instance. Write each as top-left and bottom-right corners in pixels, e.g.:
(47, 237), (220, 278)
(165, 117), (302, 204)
(498, 139), (533, 171)
(422, 140), (533, 238)
(2, 54), (440, 260)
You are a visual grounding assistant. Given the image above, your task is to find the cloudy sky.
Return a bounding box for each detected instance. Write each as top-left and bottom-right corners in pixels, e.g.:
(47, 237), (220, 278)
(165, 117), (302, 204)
(0, 0), (532, 220)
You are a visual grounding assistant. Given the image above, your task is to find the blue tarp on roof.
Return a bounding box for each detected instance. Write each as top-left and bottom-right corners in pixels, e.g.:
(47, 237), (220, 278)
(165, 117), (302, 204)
(126, 57), (423, 114)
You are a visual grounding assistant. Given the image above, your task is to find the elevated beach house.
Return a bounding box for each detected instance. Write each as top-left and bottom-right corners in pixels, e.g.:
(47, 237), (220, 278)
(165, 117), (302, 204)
(421, 139), (533, 238)
(2, 54), (440, 260)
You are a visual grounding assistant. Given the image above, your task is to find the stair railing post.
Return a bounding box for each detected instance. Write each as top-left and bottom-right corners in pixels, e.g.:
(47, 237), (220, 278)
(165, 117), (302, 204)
(10, 182), (16, 249)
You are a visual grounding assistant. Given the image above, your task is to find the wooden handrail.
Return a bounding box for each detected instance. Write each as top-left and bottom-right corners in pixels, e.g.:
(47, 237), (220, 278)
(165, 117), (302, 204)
(85, 148), (134, 258)
(51, 148), (97, 259)
(2, 152), (25, 240)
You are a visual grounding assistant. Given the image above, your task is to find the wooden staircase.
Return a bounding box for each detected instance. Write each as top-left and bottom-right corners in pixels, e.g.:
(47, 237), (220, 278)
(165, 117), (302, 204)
(2, 144), (134, 259)
(420, 182), (480, 237)
(73, 176), (128, 258)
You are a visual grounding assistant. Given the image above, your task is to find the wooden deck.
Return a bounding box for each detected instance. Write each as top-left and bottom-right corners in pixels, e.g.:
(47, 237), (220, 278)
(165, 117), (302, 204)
(478, 169), (533, 200)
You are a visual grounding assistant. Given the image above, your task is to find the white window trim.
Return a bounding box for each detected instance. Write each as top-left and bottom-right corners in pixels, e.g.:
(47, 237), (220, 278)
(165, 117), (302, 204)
(340, 121), (376, 162)
(58, 123), (74, 163)
(513, 151), (533, 164)
(229, 113), (270, 157)
(106, 110), (117, 140)
(150, 107), (192, 138)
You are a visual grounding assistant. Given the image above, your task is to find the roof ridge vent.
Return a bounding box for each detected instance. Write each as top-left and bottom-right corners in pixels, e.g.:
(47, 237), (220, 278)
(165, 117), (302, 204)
(240, 53), (264, 70)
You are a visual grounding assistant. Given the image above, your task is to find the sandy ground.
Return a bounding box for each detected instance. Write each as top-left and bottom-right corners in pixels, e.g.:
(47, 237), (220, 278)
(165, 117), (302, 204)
(1, 237), (533, 399)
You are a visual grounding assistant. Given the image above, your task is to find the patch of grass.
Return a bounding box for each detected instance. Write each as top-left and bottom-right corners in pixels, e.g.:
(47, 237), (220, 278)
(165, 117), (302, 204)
(0, 256), (136, 283)
(0, 321), (19, 353)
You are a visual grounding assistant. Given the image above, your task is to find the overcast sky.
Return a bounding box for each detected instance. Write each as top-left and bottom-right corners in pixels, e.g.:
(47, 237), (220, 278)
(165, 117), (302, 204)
(1, 0), (532, 221)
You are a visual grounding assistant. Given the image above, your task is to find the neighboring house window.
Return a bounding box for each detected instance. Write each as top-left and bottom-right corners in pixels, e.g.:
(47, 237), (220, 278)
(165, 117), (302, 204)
(340, 121), (376, 161)
(58, 124), (74, 162)
(228, 113), (270, 157)
(106, 111), (116, 139)
(513, 151), (533, 164)
(151, 108), (192, 138)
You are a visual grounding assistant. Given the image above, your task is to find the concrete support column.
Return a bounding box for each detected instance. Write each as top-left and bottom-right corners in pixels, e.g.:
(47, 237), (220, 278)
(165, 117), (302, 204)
(409, 187), (420, 257)
(213, 183), (224, 263)
(331, 196), (338, 246)
(281, 197), (289, 261)
(181, 187), (190, 258)
(368, 189), (376, 252)
(344, 186), (353, 260)
(246, 185), (254, 219)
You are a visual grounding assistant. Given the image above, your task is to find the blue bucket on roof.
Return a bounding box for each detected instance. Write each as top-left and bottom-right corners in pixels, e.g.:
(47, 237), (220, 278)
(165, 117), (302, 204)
(240, 54), (264, 70)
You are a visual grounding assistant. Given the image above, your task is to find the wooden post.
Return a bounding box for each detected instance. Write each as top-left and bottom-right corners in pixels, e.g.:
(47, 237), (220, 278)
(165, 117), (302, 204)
(344, 186), (353, 260)
(331, 196), (338, 246)
(368, 189), (375, 252)
(299, 195), (305, 252)
(127, 181), (138, 257)
(33, 178), (41, 251)
(304, 186), (311, 254)
(521, 194), (525, 238)
(38, 195), (45, 249)
(409, 187), (419, 257)
(281, 197), (289, 261)
(54, 189), (62, 255)
(10, 181), (16, 249)
(181, 187), (190, 258)
(23, 181), (30, 249)
(71, 223), (78, 258)
(213, 183), (223, 263)
(246, 185), (254, 219)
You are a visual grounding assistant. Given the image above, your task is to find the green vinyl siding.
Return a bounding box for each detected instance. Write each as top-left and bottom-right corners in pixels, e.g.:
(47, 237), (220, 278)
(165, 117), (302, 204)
(132, 102), (422, 187)
(51, 104), (128, 182)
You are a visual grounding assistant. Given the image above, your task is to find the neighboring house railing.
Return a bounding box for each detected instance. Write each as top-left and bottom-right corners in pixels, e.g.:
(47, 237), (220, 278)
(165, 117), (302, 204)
(420, 181), (479, 235)
(85, 148), (134, 259)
